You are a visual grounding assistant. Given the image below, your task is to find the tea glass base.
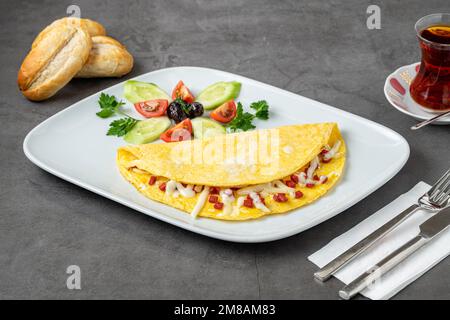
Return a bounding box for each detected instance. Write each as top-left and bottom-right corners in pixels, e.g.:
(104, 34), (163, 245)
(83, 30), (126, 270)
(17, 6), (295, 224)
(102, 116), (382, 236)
(414, 100), (450, 114)
(384, 62), (450, 125)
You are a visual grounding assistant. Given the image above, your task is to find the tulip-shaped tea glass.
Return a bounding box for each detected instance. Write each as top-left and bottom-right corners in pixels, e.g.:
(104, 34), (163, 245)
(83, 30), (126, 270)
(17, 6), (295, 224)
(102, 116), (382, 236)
(410, 13), (450, 112)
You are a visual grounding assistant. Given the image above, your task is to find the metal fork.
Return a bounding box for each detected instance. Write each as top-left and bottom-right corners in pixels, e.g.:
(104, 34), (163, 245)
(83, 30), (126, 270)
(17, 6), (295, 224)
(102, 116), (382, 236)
(314, 169), (450, 282)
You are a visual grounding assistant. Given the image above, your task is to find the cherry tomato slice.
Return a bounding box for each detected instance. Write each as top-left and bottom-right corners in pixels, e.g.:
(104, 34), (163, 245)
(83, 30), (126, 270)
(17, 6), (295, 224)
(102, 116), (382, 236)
(172, 80), (195, 103)
(160, 118), (193, 142)
(134, 99), (168, 118)
(210, 100), (237, 123)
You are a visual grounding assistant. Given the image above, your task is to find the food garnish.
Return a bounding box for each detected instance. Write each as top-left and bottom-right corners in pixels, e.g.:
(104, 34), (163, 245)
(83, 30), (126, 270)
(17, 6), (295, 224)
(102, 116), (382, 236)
(168, 98), (204, 123)
(167, 99), (188, 123)
(250, 100), (270, 120)
(96, 93), (126, 118)
(134, 99), (168, 118)
(160, 118), (193, 142)
(210, 100), (237, 123)
(96, 93), (139, 137)
(124, 117), (171, 144)
(227, 100), (270, 132)
(107, 117), (138, 137)
(227, 102), (256, 132)
(187, 102), (204, 118)
(172, 80), (195, 103)
(124, 80), (170, 104)
(97, 80), (269, 143)
(191, 118), (226, 139)
(195, 81), (241, 110)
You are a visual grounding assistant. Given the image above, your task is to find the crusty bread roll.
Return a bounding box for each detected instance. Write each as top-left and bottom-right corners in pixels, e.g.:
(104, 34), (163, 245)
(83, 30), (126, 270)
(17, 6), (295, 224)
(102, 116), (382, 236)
(32, 17), (105, 48)
(18, 24), (92, 101)
(75, 36), (133, 78)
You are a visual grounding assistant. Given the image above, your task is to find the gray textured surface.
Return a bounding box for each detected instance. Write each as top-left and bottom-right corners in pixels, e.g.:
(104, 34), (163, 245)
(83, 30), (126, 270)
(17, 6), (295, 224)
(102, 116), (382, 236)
(0, 0), (449, 300)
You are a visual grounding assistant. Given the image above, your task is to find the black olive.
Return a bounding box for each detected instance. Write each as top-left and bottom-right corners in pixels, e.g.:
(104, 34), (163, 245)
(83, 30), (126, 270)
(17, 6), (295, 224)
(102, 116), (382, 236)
(182, 102), (203, 119)
(167, 101), (187, 123)
(190, 102), (204, 118)
(184, 106), (196, 119)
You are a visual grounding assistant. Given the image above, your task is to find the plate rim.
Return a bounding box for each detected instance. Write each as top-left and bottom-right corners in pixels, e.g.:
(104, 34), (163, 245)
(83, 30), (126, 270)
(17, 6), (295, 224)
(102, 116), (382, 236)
(384, 62), (450, 124)
(23, 66), (410, 243)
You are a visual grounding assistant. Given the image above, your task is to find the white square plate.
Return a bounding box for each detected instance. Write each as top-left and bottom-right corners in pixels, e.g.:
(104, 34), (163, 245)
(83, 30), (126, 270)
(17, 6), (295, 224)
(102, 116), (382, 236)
(23, 67), (409, 243)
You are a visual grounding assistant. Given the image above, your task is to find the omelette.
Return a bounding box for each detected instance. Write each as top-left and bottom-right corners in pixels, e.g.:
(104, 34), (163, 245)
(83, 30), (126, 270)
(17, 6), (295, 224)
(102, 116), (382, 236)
(117, 123), (346, 220)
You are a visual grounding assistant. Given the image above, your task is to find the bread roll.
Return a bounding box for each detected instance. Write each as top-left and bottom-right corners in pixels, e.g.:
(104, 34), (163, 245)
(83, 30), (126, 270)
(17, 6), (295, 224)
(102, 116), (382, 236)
(75, 36), (133, 78)
(18, 24), (92, 101)
(32, 17), (105, 48)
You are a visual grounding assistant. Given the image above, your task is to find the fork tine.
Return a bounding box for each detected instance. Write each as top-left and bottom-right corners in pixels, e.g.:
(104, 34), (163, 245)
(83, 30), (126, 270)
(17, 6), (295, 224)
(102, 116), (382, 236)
(436, 192), (450, 207)
(431, 176), (450, 200)
(440, 188), (450, 206)
(434, 178), (450, 205)
(440, 178), (450, 195)
(429, 169), (450, 198)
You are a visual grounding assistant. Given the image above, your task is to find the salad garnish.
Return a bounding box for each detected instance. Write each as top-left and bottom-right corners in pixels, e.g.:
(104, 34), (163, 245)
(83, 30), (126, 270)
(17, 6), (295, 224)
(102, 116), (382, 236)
(227, 102), (256, 132)
(96, 93), (126, 118)
(96, 81), (270, 141)
(160, 118), (193, 142)
(227, 100), (270, 132)
(210, 101), (237, 123)
(250, 100), (270, 120)
(107, 118), (138, 137)
(172, 80), (195, 103)
(96, 93), (139, 137)
(134, 99), (169, 118)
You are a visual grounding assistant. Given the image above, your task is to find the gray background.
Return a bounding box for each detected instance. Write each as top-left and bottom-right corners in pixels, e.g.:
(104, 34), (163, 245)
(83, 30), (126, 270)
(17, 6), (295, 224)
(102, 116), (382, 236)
(0, 0), (448, 299)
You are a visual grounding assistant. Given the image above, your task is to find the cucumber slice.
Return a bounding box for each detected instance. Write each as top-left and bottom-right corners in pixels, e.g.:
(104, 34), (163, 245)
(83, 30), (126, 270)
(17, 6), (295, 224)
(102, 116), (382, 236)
(192, 118), (226, 139)
(124, 80), (171, 104)
(196, 81), (241, 110)
(124, 117), (171, 144)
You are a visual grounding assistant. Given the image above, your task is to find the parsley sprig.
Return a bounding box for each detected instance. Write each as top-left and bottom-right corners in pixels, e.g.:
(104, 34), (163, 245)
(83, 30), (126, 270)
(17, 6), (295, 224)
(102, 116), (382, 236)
(107, 118), (138, 137)
(227, 100), (270, 132)
(96, 93), (126, 118)
(96, 93), (138, 137)
(250, 100), (269, 120)
(227, 102), (256, 132)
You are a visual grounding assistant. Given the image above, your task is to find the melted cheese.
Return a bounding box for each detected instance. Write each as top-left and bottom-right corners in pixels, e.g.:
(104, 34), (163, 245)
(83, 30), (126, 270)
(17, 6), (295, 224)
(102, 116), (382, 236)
(323, 141), (341, 161)
(236, 180), (295, 196)
(307, 157), (319, 179)
(164, 180), (196, 198)
(165, 180), (177, 196)
(273, 180), (295, 193)
(191, 186), (210, 218)
(233, 196), (247, 216)
(249, 192), (270, 213)
(220, 189), (235, 216)
(176, 183), (195, 198)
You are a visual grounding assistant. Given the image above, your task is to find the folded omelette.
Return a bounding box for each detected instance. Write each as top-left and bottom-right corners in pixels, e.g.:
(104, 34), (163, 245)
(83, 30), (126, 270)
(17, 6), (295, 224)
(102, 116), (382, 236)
(117, 123), (346, 220)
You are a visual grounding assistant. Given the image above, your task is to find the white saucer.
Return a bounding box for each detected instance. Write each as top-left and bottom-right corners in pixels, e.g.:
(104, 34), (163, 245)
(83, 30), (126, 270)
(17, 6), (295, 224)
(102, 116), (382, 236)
(384, 62), (450, 125)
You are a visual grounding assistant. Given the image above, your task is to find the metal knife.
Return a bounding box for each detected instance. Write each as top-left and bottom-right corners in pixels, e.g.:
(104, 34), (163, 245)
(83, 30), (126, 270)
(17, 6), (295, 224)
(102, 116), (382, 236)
(339, 206), (450, 300)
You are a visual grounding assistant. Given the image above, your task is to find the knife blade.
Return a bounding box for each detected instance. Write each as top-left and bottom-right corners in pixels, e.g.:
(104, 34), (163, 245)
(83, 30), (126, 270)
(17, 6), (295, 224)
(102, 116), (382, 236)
(339, 206), (450, 300)
(419, 206), (450, 238)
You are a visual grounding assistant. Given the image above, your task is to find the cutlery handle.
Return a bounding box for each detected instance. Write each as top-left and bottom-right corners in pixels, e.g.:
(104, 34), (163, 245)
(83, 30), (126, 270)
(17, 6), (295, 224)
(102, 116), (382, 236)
(314, 204), (419, 282)
(339, 235), (428, 300)
(411, 111), (450, 130)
